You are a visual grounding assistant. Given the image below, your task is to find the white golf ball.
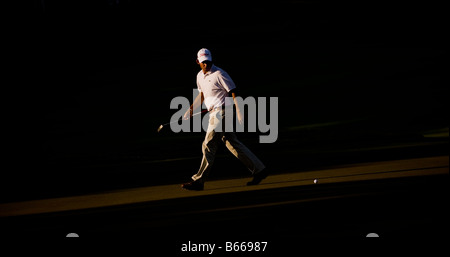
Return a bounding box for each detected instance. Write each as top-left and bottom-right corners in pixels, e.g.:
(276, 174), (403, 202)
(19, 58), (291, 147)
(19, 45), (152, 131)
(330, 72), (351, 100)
(313, 179), (318, 184)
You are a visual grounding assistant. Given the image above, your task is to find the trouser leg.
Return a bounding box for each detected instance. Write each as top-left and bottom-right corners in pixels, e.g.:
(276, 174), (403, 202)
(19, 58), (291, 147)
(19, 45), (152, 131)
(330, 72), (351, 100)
(222, 132), (265, 175)
(191, 111), (223, 182)
(191, 109), (266, 182)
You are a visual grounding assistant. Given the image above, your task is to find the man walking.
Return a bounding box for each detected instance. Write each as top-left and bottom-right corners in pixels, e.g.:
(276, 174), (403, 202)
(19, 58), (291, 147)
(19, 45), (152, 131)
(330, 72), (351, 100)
(181, 48), (269, 191)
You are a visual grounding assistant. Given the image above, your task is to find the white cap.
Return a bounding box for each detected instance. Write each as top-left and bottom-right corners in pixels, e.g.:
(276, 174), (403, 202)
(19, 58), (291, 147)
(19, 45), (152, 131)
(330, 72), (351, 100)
(197, 48), (212, 63)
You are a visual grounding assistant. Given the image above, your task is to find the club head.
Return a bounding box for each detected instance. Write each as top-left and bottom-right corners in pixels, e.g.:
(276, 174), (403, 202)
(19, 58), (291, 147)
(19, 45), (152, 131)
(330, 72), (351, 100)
(157, 125), (164, 133)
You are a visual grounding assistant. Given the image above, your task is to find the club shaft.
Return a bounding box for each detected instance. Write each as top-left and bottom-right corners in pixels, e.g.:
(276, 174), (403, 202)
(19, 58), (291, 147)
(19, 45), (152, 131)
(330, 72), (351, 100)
(162, 109), (208, 126)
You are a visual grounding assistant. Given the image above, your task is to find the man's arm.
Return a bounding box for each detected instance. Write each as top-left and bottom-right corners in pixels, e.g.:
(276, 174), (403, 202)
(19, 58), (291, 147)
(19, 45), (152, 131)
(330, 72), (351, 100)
(184, 92), (204, 120)
(230, 89), (244, 125)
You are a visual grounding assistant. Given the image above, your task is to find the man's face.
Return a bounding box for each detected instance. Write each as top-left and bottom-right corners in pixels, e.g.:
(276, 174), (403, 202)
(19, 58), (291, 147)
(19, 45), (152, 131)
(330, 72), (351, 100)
(196, 59), (209, 73)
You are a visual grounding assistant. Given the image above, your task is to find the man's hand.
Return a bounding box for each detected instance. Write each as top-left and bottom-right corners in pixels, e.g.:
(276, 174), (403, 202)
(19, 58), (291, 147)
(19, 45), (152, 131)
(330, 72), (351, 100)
(183, 108), (192, 120)
(236, 108), (244, 125)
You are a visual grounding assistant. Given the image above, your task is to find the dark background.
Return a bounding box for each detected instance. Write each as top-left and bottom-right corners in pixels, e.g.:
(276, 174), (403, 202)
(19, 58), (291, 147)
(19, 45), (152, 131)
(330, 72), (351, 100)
(3, 1), (448, 202)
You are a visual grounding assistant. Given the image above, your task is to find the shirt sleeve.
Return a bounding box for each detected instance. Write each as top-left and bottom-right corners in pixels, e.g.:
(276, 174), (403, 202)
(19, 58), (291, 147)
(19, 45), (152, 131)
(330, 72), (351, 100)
(217, 71), (236, 92)
(196, 72), (202, 92)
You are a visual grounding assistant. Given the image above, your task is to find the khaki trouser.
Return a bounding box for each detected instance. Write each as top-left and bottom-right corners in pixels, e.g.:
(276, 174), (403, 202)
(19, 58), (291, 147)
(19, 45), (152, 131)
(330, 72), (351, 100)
(191, 108), (265, 182)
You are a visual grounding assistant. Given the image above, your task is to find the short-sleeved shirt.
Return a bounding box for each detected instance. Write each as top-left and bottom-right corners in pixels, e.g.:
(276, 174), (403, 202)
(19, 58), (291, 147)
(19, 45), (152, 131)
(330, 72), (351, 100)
(196, 65), (236, 110)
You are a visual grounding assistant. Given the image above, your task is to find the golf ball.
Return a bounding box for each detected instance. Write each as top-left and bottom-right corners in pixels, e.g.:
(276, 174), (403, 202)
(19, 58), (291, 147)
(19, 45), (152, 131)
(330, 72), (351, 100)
(313, 179), (318, 184)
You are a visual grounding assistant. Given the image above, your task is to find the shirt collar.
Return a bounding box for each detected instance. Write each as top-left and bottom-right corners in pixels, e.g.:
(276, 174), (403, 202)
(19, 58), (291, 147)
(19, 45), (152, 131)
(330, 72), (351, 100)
(204, 64), (217, 76)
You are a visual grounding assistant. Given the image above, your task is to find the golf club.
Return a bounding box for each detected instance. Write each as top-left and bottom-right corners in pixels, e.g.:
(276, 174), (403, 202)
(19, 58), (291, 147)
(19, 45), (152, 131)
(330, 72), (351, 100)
(157, 109), (209, 133)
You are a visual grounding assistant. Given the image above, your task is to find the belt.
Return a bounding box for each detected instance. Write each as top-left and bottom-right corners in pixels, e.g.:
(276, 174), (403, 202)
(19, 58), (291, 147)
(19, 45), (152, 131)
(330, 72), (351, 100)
(210, 104), (228, 111)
